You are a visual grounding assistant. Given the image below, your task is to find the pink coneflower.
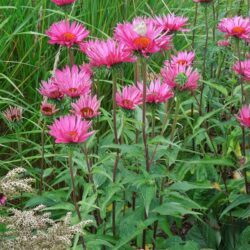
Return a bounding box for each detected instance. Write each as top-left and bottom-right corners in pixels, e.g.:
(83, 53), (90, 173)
(114, 17), (172, 56)
(217, 40), (230, 47)
(71, 95), (100, 119)
(233, 60), (250, 81)
(46, 20), (89, 48)
(218, 16), (250, 42)
(162, 63), (200, 91)
(39, 78), (63, 99)
(236, 105), (250, 128)
(153, 14), (189, 33)
(0, 193), (7, 206)
(171, 51), (195, 66)
(116, 85), (142, 110)
(49, 115), (95, 143)
(41, 101), (59, 116)
(137, 79), (174, 104)
(55, 65), (92, 98)
(2, 106), (23, 122)
(51, 0), (76, 6)
(81, 39), (136, 68)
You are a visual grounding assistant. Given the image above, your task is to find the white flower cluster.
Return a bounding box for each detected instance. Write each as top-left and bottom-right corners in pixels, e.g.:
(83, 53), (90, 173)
(0, 167), (34, 198)
(0, 205), (92, 250)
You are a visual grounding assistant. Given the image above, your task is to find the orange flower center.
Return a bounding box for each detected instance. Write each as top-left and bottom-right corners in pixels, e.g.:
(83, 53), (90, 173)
(68, 88), (77, 93)
(232, 26), (245, 35)
(42, 107), (52, 113)
(51, 90), (60, 98)
(122, 99), (133, 107)
(80, 107), (94, 117)
(133, 36), (151, 49)
(63, 32), (76, 41)
(177, 59), (188, 65)
(67, 130), (78, 138)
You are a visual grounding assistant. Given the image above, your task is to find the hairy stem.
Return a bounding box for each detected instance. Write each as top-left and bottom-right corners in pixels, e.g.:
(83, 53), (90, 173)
(39, 120), (46, 194)
(142, 58), (150, 172)
(112, 71), (120, 237)
(236, 39), (249, 194)
(68, 150), (82, 220)
(199, 4), (209, 116)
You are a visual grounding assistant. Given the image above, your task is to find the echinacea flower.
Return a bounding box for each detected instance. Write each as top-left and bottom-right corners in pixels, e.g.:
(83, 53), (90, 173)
(233, 60), (250, 81)
(46, 20), (89, 47)
(152, 14), (189, 33)
(55, 65), (92, 98)
(51, 0), (76, 6)
(41, 101), (59, 116)
(162, 63), (200, 91)
(218, 16), (250, 42)
(217, 40), (230, 47)
(49, 115), (95, 143)
(2, 106), (23, 122)
(71, 95), (100, 119)
(81, 39), (136, 68)
(39, 78), (63, 99)
(114, 17), (172, 56)
(236, 105), (250, 128)
(0, 193), (7, 206)
(137, 78), (174, 104)
(170, 51), (195, 66)
(116, 85), (142, 110)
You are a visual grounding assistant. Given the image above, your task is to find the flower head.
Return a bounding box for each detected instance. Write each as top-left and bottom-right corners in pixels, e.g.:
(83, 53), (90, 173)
(51, 0), (76, 5)
(170, 51), (195, 66)
(39, 78), (63, 99)
(41, 101), (59, 116)
(218, 16), (250, 42)
(217, 40), (230, 47)
(116, 85), (142, 110)
(49, 115), (94, 143)
(46, 20), (89, 47)
(236, 105), (250, 128)
(152, 14), (189, 33)
(2, 106), (23, 122)
(71, 95), (100, 119)
(162, 63), (200, 91)
(81, 39), (136, 68)
(233, 60), (250, 81)
(55, 65), (92, 98)
(137, 79), (174, 104)
(114, 17), (172, 56)
(0, 193), (7, 206)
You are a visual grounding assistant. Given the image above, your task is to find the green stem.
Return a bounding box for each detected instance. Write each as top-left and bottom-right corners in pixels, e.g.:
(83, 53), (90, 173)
(112, 71), (120, 237)
(170, 98), (180, 144)
(142, 57), (150, 173)
(83, 145), (102, 226)
(141, 57), (150, 250)
(151, 107), (156, 138)
(235, 39), (249, 194)
(68, 150), (82, 220)
(39, 120), (46, 194)
(68, 48), (74, 66)
(199, 4), (209, 116)
(191, 4), (198, 49)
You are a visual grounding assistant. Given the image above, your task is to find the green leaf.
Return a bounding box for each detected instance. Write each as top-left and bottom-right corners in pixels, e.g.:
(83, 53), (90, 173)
(203, 80), (228, 96)
(220, 194), (250, 218)
(140, 185), (155, 216)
